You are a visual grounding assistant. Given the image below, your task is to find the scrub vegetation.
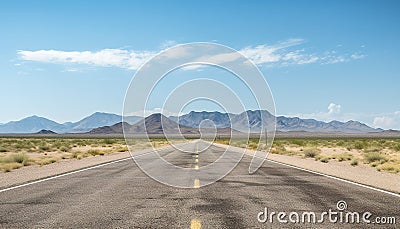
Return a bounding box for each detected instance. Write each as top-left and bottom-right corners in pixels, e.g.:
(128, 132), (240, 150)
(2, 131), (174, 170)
(0, 137), (171, 172)
(215, 138), (400, 174)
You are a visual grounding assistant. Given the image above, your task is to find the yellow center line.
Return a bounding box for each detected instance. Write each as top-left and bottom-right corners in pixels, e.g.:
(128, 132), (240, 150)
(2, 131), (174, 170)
(195, 143), (199, 168)
(194, 179), (200, 188)
(190, 218), (201, 229)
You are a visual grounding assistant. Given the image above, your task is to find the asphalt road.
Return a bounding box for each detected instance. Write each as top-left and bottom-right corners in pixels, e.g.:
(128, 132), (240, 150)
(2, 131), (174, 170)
(0, 141), (399, 228)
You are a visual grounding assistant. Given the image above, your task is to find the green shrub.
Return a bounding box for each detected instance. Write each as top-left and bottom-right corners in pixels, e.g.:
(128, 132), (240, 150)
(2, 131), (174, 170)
(102, 139), (116, 144)
(87, 149), (104, 156)
(379, 163), (399, 173)
(1, 163), (23, 172)
(354, 141), (367, 150)
(59, 146), (70, 152)
(336, 152), (353, 162)
(290, 139), (305, 146)
(6, 153), (29, 165)
(38, 158), (58, 165)
(39, 144), (50, 151)
(364, 152), (387, 164)
(320, 157), (329, 163)
(350, 159), (358, 166)
(303, 148), (319, 158)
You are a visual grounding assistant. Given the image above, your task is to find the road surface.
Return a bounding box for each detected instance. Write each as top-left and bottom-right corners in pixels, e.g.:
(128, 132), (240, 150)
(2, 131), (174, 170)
(0, 141), (399, 228)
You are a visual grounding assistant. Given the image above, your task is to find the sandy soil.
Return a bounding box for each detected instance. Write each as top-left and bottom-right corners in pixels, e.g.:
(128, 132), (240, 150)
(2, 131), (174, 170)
(0, 152), (131, 189)
(214, 142), (400, 194)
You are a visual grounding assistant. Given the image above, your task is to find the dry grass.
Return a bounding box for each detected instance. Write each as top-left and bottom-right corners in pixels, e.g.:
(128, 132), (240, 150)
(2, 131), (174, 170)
(215, 137), (400, 174)
(0, 137), (174, 172)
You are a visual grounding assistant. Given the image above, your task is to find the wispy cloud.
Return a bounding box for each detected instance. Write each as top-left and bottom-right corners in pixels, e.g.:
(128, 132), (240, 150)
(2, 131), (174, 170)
(239, 39), (364, 67)
(328, 103), (341, 114)
(16, 39), (365, 70)
(373, 116), (396, 129)
(17, 49), (155, 70)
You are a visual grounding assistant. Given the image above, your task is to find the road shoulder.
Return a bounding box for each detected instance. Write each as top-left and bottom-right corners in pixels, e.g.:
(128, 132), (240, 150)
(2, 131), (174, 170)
(213, 142), (400, 194)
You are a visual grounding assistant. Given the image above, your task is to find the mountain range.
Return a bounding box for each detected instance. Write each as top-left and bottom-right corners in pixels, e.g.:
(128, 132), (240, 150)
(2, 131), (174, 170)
(0, 110), (385, 134)
(170, 110), (381, 133)
(0, 112), (141, 134)
(89, 113), (237, 135)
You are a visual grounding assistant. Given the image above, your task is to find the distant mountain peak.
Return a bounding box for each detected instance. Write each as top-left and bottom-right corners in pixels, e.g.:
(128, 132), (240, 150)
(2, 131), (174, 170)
(36, 129), (57, 134)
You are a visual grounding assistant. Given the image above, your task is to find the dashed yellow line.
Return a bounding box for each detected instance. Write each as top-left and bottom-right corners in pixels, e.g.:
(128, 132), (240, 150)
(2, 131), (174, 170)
(194, 179), (200, 188)
(194, 143), (200, 186)
(190, 218), (201, 229)
(195, 143), (199, 168)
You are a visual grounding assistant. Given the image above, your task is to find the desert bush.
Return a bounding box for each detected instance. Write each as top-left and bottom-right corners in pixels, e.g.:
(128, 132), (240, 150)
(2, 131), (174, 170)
(87, 149), (105, 156)
(354, 141), (368, 150)
(39, 144), (51, 151)
(290, 139), (305, 146)
(59, 146), (70, 152)
(378, 163), (399, 173)
(350, 159), (358, 166)
(303, 147), (319, 158)
(364, 152), (387, 164)
(336, 140), (345, 147)
(115, 146), (128, 152)
(37, 158), (58, 166)
(102, 139), (116, 144)
(1, 162), (23, 172)
(335, 152), (353, 162)
(4, 153), (30, 165)
(320, 157), (329, 163)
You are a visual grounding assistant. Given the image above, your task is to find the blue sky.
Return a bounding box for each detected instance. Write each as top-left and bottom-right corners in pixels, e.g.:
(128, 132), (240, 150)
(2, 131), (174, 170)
(0, 0), (399, 129)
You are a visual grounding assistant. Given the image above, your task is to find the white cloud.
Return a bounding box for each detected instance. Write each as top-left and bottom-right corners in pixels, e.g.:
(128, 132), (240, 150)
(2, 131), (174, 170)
(350, 53), (365, 60)
(16, 39), (365, 70)
(17, 49), (155, 70)
(239, 39), (316, 66)
(328, 103), (341, 114)
(373, 116), (395, 129)
(372, 112), (400, 129)
(286, 103), (342, 122)
(239, 39), (364, 67)
(65, 68), (79, 72)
